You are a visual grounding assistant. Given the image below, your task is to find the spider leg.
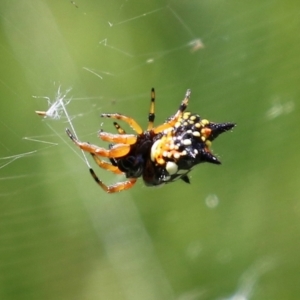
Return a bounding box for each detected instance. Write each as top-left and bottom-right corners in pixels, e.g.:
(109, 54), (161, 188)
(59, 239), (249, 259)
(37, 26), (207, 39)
(107, 122), (127, 167)
(98, 131), (137, 145)
(113, 121), (126, 134)
(66, 128), (130, 158)
(153, 89), (191, 134)
(147, 88), (155, 130)
(90, 153), (123, 174)
(89, 168), (137, 193)
(101, 113), (143, 134)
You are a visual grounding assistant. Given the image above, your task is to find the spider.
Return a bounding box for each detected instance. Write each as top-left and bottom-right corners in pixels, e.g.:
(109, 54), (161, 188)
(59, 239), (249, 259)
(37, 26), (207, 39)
(66, 89), (235, 193)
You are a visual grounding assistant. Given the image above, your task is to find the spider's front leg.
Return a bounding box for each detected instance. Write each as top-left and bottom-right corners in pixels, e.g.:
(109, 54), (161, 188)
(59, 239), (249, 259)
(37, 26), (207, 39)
(147, 88), (156, 130)
(98, 131), (137, 145)
(66, 129), (130, 158)
(101, 113), (143, 135)
(153, 89), (191, 134)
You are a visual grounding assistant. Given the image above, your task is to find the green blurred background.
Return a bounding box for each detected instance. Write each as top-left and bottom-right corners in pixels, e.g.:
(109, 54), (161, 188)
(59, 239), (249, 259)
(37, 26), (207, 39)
(0, 0), (300, 299)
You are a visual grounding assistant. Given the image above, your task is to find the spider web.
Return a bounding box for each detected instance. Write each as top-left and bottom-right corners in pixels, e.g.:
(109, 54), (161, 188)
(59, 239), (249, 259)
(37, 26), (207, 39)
(0, 0), (300, 299)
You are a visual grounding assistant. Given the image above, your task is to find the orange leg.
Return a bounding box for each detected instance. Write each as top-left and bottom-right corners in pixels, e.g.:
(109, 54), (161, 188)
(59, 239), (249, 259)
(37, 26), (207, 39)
(113, 122), (126, 134)
(98, 131), (137, 145)
(90, 153), (123, 174)
(66, 128), (130, 158)
(101, 113), (143, 135)
(89, 168), (137, 193)
(153, 89), (191, 134)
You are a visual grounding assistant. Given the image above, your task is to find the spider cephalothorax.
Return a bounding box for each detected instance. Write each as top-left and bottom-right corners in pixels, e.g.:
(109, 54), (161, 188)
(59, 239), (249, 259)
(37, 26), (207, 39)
(66, 89), (235, 193)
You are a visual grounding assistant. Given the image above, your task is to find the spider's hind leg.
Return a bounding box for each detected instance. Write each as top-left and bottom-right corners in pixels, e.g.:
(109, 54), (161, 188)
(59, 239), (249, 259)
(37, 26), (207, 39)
(89, 168), (137, 193)
(90, 153), (122, 174)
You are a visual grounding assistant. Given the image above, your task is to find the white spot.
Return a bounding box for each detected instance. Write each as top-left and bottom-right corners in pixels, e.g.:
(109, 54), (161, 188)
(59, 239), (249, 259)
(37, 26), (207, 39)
(166, 161), (178, 175)
(205, 194), (219, 208)
(173, 152), (180, 159)
(182, 139), (192, 146)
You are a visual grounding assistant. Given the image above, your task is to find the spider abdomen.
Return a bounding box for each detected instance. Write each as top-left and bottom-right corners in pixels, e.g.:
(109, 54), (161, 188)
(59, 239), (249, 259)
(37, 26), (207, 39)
(148, 112), (235, 185)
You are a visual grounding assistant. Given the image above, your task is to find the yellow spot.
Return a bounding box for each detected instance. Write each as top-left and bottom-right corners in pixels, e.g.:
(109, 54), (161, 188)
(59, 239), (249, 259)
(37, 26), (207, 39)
(201, 119), (209, 125)
(157, 157), (165, 165)
(205, 140), (212, 147)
